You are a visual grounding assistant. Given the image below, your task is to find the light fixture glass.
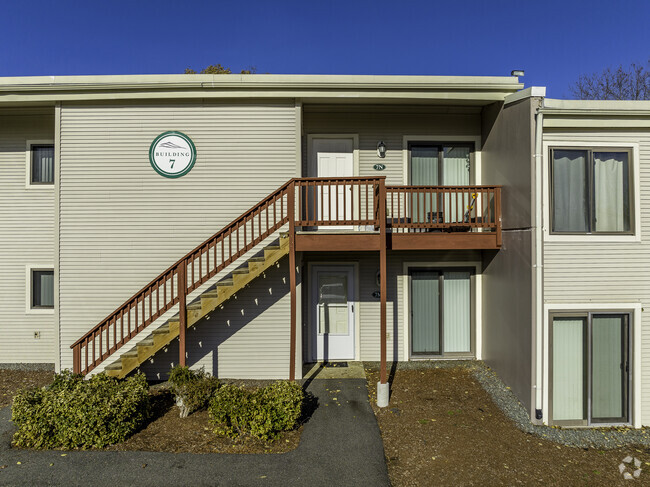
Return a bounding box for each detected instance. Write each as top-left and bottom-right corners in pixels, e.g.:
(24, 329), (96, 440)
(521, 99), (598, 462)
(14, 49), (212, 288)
(377, 141), (387, 158)
(511, 70), (525, 77)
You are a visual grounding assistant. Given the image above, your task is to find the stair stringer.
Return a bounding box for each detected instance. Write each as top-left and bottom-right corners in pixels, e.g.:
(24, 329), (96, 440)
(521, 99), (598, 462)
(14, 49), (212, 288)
(103, 234), (290, 378)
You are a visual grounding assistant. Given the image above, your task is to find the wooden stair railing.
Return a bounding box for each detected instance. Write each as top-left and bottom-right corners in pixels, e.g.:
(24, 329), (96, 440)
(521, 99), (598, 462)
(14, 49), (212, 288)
(71, 177), (501, 376)
(71, 180), (293, 376)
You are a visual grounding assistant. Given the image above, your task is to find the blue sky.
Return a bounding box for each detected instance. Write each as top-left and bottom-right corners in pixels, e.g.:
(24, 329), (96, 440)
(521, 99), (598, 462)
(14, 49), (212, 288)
(1, 0), (648, 97)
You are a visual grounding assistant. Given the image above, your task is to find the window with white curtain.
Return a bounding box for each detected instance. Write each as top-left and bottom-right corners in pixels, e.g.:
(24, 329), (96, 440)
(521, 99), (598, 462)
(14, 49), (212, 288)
(32, 269), (54, 308)
(31, 144), (54, 184)
(551, 148), (632, 234)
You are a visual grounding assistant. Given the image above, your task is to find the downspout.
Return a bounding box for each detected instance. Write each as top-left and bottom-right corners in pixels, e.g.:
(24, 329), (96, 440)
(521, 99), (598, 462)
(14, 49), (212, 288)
(533, 100), (544, 422)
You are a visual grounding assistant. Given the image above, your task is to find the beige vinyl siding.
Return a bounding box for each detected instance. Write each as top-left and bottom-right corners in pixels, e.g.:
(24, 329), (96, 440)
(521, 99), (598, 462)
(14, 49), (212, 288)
(542, 128), (650, 425)
(303, 250), (480, 362)
(138, 258), (293, 379)
(59, 101), (298, 374)
(0, 108), (55, 364)
(303, 104), (481, 183)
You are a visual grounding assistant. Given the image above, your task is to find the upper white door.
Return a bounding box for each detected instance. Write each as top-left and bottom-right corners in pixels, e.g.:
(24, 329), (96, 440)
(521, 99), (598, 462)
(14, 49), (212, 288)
(312, 265), (355, 361)
(312, 138), (354, 227)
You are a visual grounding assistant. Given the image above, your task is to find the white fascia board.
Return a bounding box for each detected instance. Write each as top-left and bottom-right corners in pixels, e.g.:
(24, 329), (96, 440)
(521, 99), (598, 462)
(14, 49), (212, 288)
(504, 86), (547, 105)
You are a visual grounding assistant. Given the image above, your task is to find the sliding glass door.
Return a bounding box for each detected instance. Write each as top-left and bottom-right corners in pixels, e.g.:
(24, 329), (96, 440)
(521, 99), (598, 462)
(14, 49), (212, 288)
(551, 313), (629, 425)
(410, 269), (472, 357)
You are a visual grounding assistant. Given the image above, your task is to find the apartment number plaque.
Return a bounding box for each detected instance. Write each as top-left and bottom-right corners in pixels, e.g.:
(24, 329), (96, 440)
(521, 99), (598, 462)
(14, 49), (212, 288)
(149, 131), (197, 178)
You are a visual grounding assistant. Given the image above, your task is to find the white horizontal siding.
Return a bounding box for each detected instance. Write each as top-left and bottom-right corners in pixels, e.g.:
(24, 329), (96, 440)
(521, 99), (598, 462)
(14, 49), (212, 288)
(0, 109), (55, 364)
(59, 101), (298, 374)
(543, 128), (650, 425)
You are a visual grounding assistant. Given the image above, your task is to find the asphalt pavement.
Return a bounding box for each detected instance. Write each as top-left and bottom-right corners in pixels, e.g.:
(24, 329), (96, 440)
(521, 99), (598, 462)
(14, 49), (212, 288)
(0, 378), (389, 487)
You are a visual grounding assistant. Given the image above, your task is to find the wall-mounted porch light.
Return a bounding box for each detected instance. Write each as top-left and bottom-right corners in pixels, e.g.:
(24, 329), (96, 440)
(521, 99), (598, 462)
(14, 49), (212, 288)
(377, 141), (387, 158)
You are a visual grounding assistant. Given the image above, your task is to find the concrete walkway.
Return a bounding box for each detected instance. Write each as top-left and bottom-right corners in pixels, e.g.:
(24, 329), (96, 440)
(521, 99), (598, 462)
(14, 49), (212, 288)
(0, 378), (389, 487)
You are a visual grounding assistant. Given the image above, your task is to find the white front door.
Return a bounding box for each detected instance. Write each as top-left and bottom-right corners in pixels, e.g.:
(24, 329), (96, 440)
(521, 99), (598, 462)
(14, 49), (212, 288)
(312, 138), (354, 227)
(312, 266), (355, 361)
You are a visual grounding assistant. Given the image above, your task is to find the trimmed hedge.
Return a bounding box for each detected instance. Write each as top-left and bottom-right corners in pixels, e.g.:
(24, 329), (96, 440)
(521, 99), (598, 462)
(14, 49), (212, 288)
(167, 365), (220, 418)
(12, 371), (150, 449)
(209, 380), (303, 440)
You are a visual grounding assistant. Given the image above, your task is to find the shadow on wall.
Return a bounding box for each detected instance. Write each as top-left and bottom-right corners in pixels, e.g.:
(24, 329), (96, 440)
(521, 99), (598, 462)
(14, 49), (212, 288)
(137, 258), (290, 381)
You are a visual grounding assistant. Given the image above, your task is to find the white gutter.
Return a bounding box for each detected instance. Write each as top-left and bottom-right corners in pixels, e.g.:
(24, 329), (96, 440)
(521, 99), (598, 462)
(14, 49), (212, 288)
(533, 99), (544, 422)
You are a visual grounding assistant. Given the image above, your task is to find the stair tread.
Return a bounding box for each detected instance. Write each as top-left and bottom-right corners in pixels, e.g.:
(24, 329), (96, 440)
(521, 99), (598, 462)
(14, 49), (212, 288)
(88, 226), (291, 378)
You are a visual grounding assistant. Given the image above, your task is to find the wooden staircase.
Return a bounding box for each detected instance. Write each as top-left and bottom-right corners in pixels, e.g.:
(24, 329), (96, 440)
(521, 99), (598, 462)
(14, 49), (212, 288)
(103, 235), (289, 378)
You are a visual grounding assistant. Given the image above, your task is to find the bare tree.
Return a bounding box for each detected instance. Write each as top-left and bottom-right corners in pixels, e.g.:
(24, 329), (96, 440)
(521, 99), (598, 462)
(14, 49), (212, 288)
(570, 60), (650, 100)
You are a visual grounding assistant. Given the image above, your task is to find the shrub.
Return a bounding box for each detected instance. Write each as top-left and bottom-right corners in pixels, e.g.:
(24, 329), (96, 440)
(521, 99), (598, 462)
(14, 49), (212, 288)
(208, 380), (304, 441)
(167, 365), (220, 418)
(12, 370), (150, 449)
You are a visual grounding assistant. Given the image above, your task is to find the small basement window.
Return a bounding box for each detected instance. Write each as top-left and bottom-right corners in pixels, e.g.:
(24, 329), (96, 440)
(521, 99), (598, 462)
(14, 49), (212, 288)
(30, 144), (54, 184)
(32, 269), (54, 308)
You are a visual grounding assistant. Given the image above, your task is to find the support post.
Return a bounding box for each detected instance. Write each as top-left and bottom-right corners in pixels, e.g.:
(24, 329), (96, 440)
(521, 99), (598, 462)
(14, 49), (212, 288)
(288, 182), (297, 381)
(495, 187), (502, 247)
(178, 260), (187, 367)
(377, 178), (389, 407)
(73, 345), (81, 374)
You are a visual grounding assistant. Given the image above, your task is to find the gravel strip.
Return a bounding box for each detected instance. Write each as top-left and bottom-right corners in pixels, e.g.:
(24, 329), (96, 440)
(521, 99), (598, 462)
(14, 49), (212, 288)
(0, 363), (55, 371)
(365, 360), (650, 449)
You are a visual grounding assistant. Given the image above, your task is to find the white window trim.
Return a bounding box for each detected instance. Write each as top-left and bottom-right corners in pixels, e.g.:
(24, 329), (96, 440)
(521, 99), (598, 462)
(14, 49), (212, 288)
(542, 140), (641, 242)
(402, 135), (482, 186)
(306, 261), (360, 362)
(25, 139), (55, 189)
(26, 265), (55, 314)
(542, 302), (642, 428)
(403, 260), (482, 361)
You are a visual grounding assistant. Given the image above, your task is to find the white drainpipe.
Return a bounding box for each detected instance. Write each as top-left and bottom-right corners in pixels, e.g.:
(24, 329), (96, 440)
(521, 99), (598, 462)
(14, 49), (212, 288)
(533, 100), (544, 422)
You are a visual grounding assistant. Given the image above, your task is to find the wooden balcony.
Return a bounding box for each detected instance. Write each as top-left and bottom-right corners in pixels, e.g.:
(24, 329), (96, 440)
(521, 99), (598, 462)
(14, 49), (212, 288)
(293, 177), (502, 252)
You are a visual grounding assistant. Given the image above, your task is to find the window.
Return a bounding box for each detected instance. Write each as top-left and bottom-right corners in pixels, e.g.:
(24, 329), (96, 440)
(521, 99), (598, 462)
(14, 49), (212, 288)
(31, 269), (54, 308)
(409, 143), (472, 186)
(551, 149), (632, 234)
(409, 268), (473, 357)
(30, 144), (54, 184)
(550, 312), (630, 426)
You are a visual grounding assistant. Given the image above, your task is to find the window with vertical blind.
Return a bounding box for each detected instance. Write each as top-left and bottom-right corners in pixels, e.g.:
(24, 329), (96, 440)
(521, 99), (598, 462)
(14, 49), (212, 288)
(409, 268), (473, 357)
(30, 144), (54, 184)
(550, 312), (630, 426)
(550, 148), (632, 234)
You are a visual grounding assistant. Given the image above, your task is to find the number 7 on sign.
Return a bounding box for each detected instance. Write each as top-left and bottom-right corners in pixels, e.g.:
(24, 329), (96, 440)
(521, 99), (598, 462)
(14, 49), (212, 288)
(169, 159), (175, 168)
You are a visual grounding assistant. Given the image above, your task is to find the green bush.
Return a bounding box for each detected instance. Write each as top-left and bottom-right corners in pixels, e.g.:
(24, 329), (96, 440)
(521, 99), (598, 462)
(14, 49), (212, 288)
(167, 365), (220, 418)
(12, 370), (150, 449)
(208, 380), (303, 441)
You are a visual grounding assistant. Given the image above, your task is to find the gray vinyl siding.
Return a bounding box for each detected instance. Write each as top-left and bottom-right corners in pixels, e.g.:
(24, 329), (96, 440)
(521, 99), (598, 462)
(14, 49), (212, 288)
(58, 101), (298, 374)
(303, 250), (481, 362)
(480, 98), (537, 415)
(0, 108), (55, 364)
(542, 128), (650, 425)
(302, 104), (482, 183)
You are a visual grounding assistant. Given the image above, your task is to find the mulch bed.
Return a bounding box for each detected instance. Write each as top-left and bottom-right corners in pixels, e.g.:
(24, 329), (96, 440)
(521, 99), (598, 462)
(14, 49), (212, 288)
(2, 372), (302, 454)
(366, 365), (650, 486)
(0, 369), (54, 408)
(104, 390), (302, 454)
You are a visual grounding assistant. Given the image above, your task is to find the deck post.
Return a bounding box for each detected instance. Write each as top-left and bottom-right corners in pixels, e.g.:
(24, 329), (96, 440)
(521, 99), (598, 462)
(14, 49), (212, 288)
(178, 260), (187, 367)
(288, 181), (297, 381)
(378, 177), (390, 407)
(495, 187), (502, 247)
